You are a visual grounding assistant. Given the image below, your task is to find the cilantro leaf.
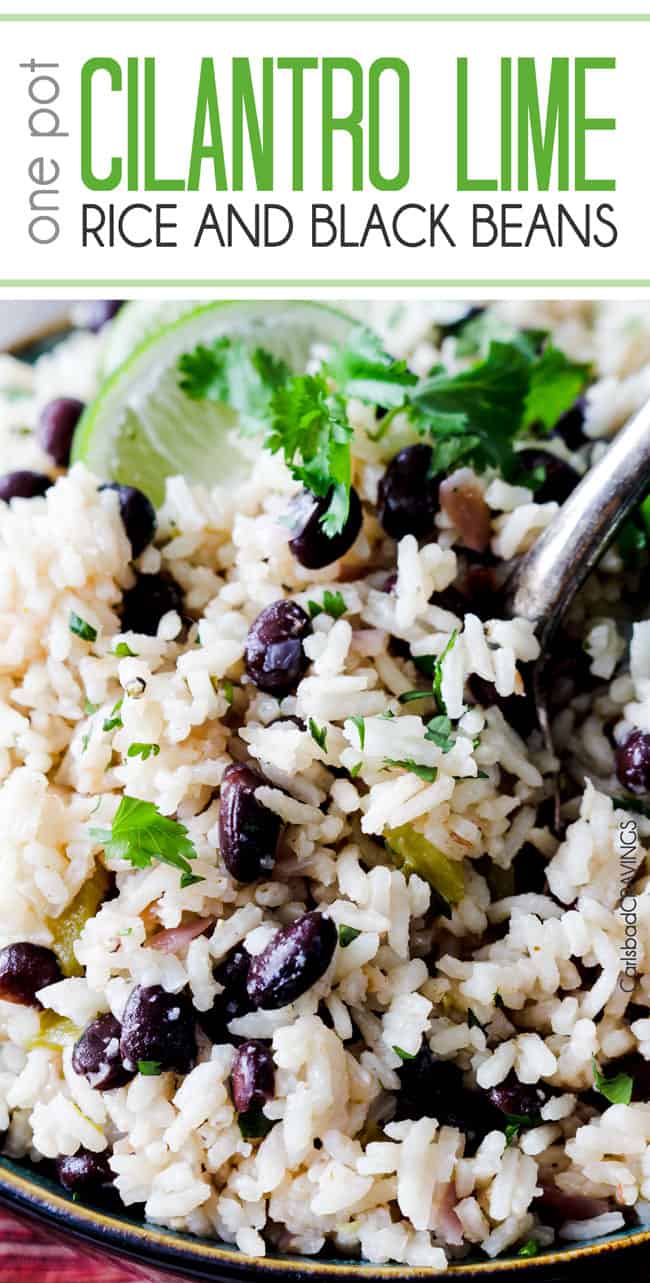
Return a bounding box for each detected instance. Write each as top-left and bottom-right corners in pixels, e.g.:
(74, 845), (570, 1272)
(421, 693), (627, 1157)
(326, 325), (417, 409)
(349, 761), (362, 779)
(393, 1045), (417, 1061)
(349, 716), (366, 750)
(90, 795), (199, 886)
(504, 1121), (521, 1146)
(102, 698), (123, 733)
(114, 642), (137, 658)
(137, 1059), (162, 1076)
(83, 698), (99, 716)
(338, 924), (361, 947)
(265, 373), (353, 537)
(398, 689), (433, 705)
(178, 337), (289, 435)
(433, 630), (458, 715)
(385, 759), (438, 782)
(592, 1056), (634, 1105)
(522, 345), (591, 433)
(424, 714), (455, 753)
(237, 1107), (275, 1140)
(127, 742), (160, 761)
(518, 1239), (540, 1258)
(69, 613), (97, 643)
(308, 718), (328, 752)
(307, 590), (347, 621)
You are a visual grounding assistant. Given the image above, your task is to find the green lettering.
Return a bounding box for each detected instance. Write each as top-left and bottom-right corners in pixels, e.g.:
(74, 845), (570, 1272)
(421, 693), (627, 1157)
(575, 57), (615, 191)
(368, 58), (410, 191)
(322, 58), (363, 191)
(277, 57), (318, 191)
(517, 57), (569, 191)
(456, 58), (497, 191)
(232, 58), (274, 192)
(80, 58), (122, 191)
(187, 58), (227, 191)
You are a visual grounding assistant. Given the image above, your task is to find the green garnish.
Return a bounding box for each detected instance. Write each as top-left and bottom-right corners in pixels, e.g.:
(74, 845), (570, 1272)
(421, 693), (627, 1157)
(385, 823), (464, 904)
(384, 759), (438, 782)
(90, 795), (199, 887)
(424, 714), (455, 753)
(612, 795), (650, 818)
(102, 698), (123, 732)
(81, 732), (91, 753)
(517, 1239), (540, 1258)
(349, 761), (362, 779)
(127, 742), (160, 761)
(265, 373), (353, 536)
(180, 871), (205, 889)
(504, 1122), (521, 1145)
(222, 679), (234, 706)
(433, 630), (458, 715)
(83, 698), (99, 716)
(349, 716), (366, 750)
(338, 924), (362, 947)
(69, 613), (97, 643)
(114, 642), (137, 658)
(398, 689), (433, 705)
(307, 589), (347, 621)
(325, 325), (417, 410)
(592, 1056), (634, 1105)
(393, 1045), (417, 1061)
(237, 1107), (275, 1140)
(178, 336), (290, 435)
(137, 1060), (162, 1076)
(309, 718), (328, 752)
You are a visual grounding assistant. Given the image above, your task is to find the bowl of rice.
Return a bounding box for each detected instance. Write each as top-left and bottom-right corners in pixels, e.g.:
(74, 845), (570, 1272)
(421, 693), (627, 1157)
(0, 298), (650, 1280)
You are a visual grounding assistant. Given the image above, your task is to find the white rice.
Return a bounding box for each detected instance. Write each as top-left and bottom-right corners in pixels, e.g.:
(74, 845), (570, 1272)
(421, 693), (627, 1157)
(0, 301), (649, 1269)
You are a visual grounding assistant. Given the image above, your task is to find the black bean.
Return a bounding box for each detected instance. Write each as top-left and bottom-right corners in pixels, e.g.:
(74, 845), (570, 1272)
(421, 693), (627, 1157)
(0, 470), (52, 503)
(0, 943), (61, 1007)
(196, 945), (253, 1044)
(616, 730), (650, 796)
(120, 985), (197, 1074)
(99, 483), (157, 559)
(72, 1013), (134, 1091)
(244, 600), (311, 697)
(515, 448), (580, 506)
(37, 397), (85, 467)
(287, 486), (363, 569)
(219, 763), (282, 884)
(246, 911), (337, 1011)
(85, 301), (124, 332)
(395, 1046), (503, 1155)
(121, 573), (184, 637)
(377, 444), (440, 541)
(56, 1147), (114, 1195)
(486, 1073), (550, 1119)
(512, 843), (548, 896)
(552, 397), (588, 451)
(468, 670), (539, 740)
(231, 1040), (275, 1114)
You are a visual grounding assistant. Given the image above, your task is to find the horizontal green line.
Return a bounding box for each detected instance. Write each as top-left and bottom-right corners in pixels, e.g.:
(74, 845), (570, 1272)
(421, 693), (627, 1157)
(2, 11), (650, 19)
(0, 279), (648, 287)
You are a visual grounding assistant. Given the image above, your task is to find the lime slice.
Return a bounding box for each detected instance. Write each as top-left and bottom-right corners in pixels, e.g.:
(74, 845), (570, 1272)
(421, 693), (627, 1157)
(102, 300), (200, 376)
(72, 301), (355, 507)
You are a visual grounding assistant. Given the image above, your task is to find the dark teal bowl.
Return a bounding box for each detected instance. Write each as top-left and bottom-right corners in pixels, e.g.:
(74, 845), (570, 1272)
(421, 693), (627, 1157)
(2, 315), (650, 1281)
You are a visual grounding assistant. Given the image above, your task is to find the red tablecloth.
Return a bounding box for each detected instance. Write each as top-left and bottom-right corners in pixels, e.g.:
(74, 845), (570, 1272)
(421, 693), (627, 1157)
(0, 1208), (188, 1283)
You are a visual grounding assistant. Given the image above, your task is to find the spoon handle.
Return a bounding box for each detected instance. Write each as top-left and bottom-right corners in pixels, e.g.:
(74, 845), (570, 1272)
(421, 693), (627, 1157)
(508, 398), (650, 645)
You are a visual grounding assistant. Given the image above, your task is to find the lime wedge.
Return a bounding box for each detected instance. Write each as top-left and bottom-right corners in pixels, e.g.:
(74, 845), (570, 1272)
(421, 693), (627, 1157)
(72, 301), (355, 506)
(102, 300), (200, 375)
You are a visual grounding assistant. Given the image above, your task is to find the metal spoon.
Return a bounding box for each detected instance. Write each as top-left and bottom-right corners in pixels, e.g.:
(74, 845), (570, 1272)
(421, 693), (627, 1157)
(507, 398), (650, 753)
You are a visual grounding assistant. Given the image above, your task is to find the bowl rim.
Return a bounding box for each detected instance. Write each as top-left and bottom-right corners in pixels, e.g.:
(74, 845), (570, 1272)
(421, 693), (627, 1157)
(2, 1157), (650, 1279)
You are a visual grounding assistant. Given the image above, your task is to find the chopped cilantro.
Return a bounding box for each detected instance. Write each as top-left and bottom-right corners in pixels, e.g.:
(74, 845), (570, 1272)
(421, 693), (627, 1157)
(393, 1045), (417, 1061)
(349, 761), (362, 779)
(517, 1239), (540, 1258)
(424, 714), (455, 753)
(69, 613), (97, 643)
(180, 871), (206, 889)
(237, 1107), (275, 1140)
(338, 924), (362, 947)
(307, 589), (347, 620)
(127, 742), (160, 761)
(384, 759), (438, 782)
(221, 678), (234, 706)
(612, 795), (650, 818)
(83, 698), (99, 716)
(102, 698), (123, 733)
(309, 718), (328, 752)
(114, 642), (137, 658)
(504, 1121), (521, 1146)
(592, 1056), (634, 1105)
(137, 1060), (162, 1076)
(178, 336), (290, 435)
(349, 716), (365, 750)
(90, 794), (199, 887)
(81, 732), (91, 754)
(522, 345), (591, 433)
(433, 630), (458, 715)
(398, 689), (432, 705)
